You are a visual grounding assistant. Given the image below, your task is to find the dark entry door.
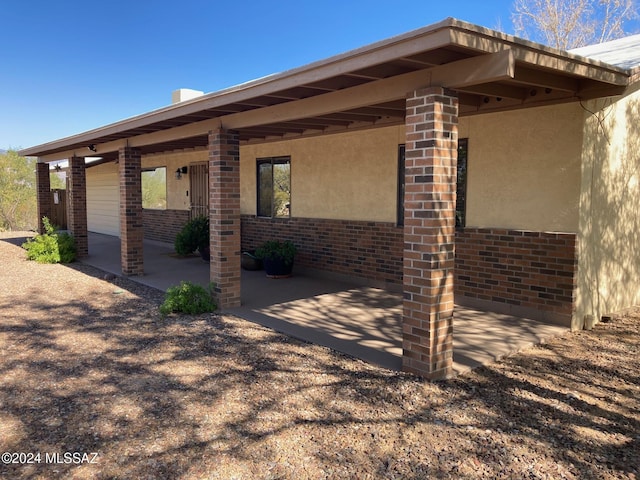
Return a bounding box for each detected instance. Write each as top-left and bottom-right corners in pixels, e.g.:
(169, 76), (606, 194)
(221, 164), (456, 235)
(189, 162), (209, 219)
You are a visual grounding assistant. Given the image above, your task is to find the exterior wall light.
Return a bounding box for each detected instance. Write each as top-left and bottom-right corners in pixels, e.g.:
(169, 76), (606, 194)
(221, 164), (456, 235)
(175, 166), (188, 179)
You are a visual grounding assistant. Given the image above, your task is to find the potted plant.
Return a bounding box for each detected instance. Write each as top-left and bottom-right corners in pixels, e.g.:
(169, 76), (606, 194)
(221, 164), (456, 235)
(175, 216), (210, 261)
(255, 240), (297, 278)
(241, 250), (263, 271)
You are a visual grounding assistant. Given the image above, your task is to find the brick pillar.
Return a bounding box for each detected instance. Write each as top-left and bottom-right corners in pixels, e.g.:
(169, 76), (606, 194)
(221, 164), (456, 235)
(119, 147), (144, 276)
(68, 156), (88, 256)
(35, 162), (52, 234)
(402, 87), (459, 379)
(208, 128), (241, 308)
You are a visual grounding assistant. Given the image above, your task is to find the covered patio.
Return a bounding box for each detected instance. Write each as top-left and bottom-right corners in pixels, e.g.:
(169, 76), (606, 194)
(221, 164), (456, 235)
(83, 233), (566, 376)
(22, 18), (627, 379)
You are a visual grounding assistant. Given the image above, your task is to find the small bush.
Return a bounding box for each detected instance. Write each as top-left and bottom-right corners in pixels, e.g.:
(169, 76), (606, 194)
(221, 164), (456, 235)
(255, 240), (297, 266)
(175, 216), (209, 256)
(160, 281), (217, 315)
(22, 217), (76, 264)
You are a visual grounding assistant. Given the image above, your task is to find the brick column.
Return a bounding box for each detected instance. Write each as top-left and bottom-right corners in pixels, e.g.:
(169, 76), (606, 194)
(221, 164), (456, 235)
(68, 156), (88, 256)
(35, 162), (52, 234)
(119, 147), (144, 276)
(208, 128), (241, 308)
(403, 87), (459, 379)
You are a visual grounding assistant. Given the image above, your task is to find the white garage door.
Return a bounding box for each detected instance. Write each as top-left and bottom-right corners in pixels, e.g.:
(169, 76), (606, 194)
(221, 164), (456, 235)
(86, 163), (120, 236)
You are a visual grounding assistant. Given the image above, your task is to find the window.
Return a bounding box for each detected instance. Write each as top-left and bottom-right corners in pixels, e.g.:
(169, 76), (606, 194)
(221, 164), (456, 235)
(397, 145), (405, 226)
(141, 167), (167, 210)
(397, 139), (469, 227)
(257, 156), (291, 218)
(456, 139), (469, 227)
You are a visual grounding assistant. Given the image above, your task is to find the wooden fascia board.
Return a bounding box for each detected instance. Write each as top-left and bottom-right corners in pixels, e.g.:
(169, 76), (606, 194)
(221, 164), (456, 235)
(24, 28), (454, 158)
(24, 19), (630, 159)
(449, 30), (629, 87)
(38, 51), (515, 161)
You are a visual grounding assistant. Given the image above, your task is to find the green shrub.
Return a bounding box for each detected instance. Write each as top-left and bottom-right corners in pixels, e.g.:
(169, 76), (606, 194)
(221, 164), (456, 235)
(175, 216), (209, 256)
(255, 240), (297, 266)
(22, 217), (76, 264)
(160, 281), (217, 315)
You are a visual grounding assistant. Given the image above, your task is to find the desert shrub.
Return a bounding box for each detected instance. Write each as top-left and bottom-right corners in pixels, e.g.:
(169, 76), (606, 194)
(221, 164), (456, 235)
(175, 216), (209, 256)
(22, 217), (76, 264)
(160, 281), (217, 315)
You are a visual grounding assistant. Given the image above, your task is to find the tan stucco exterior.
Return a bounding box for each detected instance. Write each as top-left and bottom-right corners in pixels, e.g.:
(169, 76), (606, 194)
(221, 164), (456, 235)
(459, 103), (584, 233)
(142, 151), (207, 211)
(575, 83), (640, 330)
(85, 151), (206, 235)
(89, 103), (591, 237)
(239, 105), (585, 233)
(240, 126), (405, 222)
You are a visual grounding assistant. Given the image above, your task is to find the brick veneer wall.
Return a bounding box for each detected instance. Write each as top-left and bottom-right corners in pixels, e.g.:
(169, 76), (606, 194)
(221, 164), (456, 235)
(68, 156), (88, 256)
(455, 228), (578, 323)
(35, 162), (52, 234)
(241, 216), (404, 288)
(143, 209), (190, 243)
(242, 218), (578, 322)
(119, 147), (144, 276)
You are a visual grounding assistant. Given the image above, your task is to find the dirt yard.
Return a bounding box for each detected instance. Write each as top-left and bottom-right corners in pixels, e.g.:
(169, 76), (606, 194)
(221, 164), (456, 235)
(0, 232), (638, 479)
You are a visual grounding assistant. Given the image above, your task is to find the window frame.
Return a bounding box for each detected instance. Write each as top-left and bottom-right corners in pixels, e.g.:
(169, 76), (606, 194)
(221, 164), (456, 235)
(256, 156), (291, 219)
(397, 145), (405, 227)
(397, 139), (469, 227)
(456, 138), (469, 228)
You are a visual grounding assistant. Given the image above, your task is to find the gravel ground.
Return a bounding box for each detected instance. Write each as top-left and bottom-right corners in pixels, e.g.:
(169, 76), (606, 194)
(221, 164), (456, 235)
(0, 231), (638, 480)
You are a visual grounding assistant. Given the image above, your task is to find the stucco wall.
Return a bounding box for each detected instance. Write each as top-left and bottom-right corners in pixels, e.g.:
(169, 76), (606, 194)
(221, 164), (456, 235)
(85, 151), (207, 237)
(142, 151), (207, 211)
(575, 83), (640, 330)
(239, 105), (583, 231)
(240, 126), (405, 222)
(459, 103), (583, 233)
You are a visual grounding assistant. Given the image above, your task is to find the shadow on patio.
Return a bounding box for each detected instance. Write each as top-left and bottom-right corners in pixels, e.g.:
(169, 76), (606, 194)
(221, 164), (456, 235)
(82, 233), (568, 376)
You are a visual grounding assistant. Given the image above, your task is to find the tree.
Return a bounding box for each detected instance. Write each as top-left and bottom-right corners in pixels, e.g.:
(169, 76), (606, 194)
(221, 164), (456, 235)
(50, 171), (65, 190)
(0, 150), (37, 231)
(141, 167), (167, 209)
(511, 0), (640, 49)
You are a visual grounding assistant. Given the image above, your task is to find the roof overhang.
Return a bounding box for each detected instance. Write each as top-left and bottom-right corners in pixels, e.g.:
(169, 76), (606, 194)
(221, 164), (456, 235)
(20, 18), (631, 162)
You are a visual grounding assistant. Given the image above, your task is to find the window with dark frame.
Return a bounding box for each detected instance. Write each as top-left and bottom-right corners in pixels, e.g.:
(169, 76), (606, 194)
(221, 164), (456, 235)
(456, 138), (469, 227)
(257, 156), (291, 218)
(397, 145), (405, 226)
(397, 139), (469, 227)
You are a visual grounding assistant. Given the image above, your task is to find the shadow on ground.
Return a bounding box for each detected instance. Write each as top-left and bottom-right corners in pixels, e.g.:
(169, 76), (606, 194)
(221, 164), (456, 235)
(0, 238), (638, 478)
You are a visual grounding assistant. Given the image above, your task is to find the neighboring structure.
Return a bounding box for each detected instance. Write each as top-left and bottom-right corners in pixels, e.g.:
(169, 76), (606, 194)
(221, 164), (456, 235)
(21, 19), (640, 379)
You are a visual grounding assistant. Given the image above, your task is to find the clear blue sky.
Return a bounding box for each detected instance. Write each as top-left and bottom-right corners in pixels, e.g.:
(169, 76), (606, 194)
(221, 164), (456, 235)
(1, 0), (523, 150)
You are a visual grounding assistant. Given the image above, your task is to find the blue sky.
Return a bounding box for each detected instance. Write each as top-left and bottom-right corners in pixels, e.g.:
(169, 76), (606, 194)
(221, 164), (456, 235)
(0, 0), (539, 150)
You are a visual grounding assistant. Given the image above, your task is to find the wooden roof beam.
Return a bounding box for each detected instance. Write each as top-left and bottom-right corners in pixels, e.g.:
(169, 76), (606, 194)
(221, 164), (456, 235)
(37, 50), (515, 161)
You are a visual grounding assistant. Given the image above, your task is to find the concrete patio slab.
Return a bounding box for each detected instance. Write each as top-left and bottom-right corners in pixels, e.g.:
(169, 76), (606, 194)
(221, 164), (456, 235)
(81, 233), (568, 376)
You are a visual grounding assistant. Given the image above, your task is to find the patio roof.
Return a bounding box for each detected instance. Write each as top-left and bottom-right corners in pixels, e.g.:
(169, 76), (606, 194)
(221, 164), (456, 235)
(21, 17), (631, 163)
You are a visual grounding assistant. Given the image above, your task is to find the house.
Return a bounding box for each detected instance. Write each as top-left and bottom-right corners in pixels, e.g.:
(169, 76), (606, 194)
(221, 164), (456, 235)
(20, 18), (640, 379)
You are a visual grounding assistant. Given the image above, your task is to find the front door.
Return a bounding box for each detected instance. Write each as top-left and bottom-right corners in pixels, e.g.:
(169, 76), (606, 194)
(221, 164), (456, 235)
(189, 162), (208, 219)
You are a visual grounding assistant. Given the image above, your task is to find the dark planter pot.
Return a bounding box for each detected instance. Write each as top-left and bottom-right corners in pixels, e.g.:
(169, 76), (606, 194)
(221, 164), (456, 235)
(241, 251), (263, 271)
(263, 257), (294, 278)
(199, 245), (210, 262)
